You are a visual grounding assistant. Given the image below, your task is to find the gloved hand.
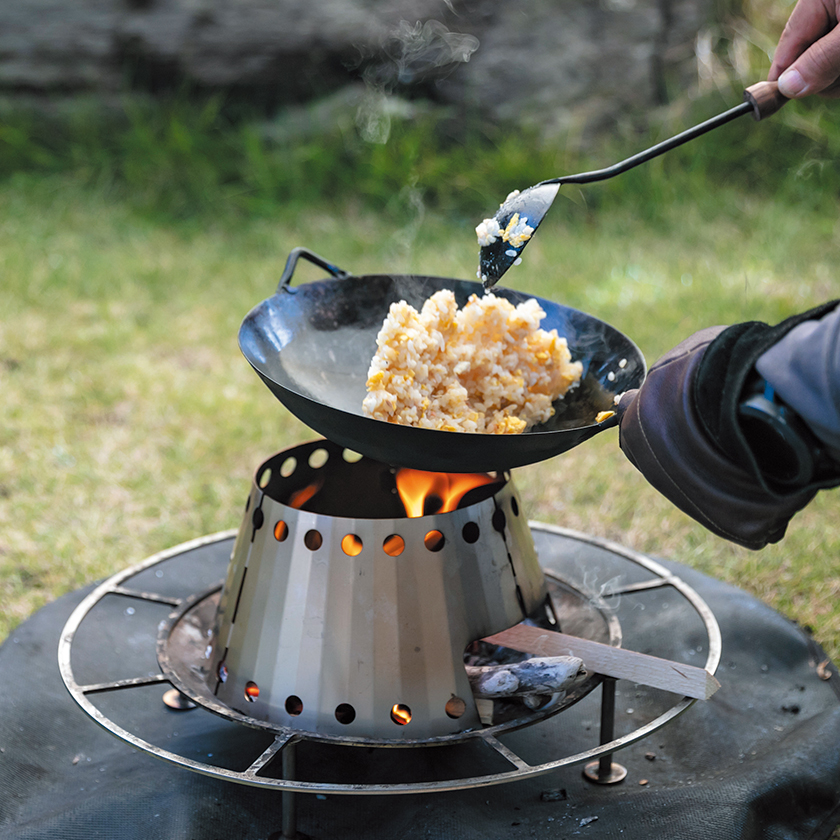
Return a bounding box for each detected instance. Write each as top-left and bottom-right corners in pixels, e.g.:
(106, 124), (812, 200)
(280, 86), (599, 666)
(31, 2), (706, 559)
(617, 302), (840, 549)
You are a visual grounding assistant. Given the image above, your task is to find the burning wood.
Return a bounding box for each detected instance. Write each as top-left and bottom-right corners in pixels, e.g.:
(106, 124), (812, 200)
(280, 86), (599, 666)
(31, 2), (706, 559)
(465, 655), (586, 704)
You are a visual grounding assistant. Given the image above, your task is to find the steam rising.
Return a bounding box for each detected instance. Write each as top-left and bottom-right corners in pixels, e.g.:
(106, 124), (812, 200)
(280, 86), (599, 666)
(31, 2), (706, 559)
(380, 20), (480, 87)
(355, 19), (479, 144)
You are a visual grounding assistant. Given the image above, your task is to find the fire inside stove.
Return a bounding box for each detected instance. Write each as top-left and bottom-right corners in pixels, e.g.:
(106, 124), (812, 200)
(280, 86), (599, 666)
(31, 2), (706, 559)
(192, 438), (585, 743)
(394, 469), (500, 518)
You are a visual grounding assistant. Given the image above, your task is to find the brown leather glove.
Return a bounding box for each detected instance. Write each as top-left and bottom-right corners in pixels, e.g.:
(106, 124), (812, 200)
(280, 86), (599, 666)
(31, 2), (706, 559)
(616, 304), (840, 549)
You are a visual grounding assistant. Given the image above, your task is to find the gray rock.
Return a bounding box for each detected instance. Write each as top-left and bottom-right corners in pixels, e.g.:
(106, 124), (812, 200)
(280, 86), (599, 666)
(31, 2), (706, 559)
(0, 0), (712, 130)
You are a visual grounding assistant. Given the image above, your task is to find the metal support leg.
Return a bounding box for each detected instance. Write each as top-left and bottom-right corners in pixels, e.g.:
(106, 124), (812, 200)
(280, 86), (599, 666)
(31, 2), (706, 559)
(583, 677), (627, 784)
(282, 742), (297, 838)
(161, 688), (197, 710)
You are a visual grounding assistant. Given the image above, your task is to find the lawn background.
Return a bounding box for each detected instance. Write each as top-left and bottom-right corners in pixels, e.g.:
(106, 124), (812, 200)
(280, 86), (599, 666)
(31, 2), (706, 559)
(1, 0), (838, 680)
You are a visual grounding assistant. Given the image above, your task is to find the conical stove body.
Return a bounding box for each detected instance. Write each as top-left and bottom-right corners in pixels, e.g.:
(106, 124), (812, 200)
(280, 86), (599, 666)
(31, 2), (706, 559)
(207, 440), (547, 741)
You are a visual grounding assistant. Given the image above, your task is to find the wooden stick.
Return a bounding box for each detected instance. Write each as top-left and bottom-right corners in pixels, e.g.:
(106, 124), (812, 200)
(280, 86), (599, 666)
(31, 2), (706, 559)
(483, 625), (720, 701)
(744, 81), (788, 121)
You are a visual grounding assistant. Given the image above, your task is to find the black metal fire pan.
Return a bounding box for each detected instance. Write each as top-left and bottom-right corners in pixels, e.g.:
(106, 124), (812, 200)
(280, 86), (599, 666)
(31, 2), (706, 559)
(238, 248), (646, 473)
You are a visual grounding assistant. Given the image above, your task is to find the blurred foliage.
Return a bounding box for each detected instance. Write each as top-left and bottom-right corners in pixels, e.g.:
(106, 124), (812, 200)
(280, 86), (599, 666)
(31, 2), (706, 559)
(0, 39), (838, 228)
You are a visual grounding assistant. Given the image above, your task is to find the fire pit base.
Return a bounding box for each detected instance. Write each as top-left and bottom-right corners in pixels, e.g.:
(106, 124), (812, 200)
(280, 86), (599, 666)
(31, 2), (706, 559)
(1, 526), (838, 839)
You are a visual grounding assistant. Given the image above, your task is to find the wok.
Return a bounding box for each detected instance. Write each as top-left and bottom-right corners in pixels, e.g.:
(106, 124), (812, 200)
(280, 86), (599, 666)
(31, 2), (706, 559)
(239, 248), (646, 473)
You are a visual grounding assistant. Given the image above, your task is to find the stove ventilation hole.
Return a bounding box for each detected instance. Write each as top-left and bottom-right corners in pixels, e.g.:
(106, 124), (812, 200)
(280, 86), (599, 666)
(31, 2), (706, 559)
(334, 703), (356, 724)
(244, 681), (260, 702)
(258, 468), (272, 489)
(304, 530), (323, 551)
(285, 695), (303, 716)
(341, 534), (363, 556)
(383, 534), (405, 556)
(342, 449), (363, 463)
(280, 457), (297, 478)
(462, 521), (480, 544)
(274, 520), (289, 541)
(445, 696), (467, 719)
(390, 703), (412, 725)
(308, 448), (329, 469)
(492, 509), (507, 533)
(424, 530), (445, 552)
(510, 497), (520, 517)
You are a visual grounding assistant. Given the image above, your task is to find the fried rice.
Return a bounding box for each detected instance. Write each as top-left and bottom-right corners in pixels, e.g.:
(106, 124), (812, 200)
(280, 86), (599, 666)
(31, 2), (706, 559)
(362, 290), (583, 434)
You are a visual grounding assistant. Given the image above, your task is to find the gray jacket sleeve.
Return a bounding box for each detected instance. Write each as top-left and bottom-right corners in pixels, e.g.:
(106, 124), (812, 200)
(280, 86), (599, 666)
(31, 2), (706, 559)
(756, 303), (840, 457)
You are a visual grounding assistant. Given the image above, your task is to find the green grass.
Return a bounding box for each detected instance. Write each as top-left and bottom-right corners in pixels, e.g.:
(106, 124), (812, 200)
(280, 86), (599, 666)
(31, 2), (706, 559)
(1, 160), (838, 670)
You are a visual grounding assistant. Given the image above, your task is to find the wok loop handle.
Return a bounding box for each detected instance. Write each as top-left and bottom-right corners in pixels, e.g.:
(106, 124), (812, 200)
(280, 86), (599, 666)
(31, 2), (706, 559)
(277, 247), (351, 292)
(744, 81), (788, 121)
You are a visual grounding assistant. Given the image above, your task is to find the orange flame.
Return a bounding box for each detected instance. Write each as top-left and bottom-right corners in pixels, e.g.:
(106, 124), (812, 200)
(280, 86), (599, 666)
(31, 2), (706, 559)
(395, 469), (499, 518)
(288, 477), (324, 509)
(390, 703), (412, 725)
(383, 534), (405, 557)
(341, 533), (363, 556)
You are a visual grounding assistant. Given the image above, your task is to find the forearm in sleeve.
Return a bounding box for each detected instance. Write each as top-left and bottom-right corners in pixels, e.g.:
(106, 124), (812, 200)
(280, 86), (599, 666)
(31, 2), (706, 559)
(756, 303), (840, 456)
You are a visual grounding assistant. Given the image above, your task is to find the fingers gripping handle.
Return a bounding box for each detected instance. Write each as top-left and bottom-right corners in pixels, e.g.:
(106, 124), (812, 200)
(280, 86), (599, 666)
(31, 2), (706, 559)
(744, 81), (788, 121)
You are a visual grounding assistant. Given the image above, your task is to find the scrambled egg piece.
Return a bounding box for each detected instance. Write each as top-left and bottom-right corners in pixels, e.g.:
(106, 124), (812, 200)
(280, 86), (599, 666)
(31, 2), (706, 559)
(500, 213), (534, 248)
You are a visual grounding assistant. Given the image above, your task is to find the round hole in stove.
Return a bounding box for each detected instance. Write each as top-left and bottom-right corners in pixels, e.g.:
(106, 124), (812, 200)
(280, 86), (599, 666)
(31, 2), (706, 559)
(445, 696), (467, 719)
(424, 530), (445, 552)
(334, 703), (356, 724)
(285, 695), (303, 716)
(461, 522), (480, 544)
(342, 449), (363, 463)
(510, 497), (520, 517)
(274, 520), (289, 541)
(383, 534), (404, 557)
(258, 468), (272, 489)
(308, 448), (329, 469)
(341, 534), (363, 556)
(390, 703), (412, 725)
(244, 681), (259, 702)
(304, 530), (323, 551)
(280, 457), (296, 478)
(492, 509), (506, 533)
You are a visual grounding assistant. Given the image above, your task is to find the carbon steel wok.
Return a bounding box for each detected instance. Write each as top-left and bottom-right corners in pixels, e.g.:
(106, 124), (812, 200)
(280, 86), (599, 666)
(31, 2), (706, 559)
(239, 248), (646, 473)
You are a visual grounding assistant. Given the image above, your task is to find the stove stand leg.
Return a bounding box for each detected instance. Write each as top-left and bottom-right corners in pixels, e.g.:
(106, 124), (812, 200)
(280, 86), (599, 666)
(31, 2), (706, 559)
(161, 688), (197, 711)
(583, 677), (627, 785)
(282, 742), (298, 838)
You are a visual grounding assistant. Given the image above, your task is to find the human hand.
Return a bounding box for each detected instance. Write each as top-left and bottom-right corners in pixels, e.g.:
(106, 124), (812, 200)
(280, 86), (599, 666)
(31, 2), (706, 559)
(616, 328), (816, 549)
(769, 0), (840, 98)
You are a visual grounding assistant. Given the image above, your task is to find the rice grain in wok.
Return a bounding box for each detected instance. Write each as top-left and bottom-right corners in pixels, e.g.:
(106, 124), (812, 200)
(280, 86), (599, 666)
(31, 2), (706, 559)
(362, 290), (583, 434)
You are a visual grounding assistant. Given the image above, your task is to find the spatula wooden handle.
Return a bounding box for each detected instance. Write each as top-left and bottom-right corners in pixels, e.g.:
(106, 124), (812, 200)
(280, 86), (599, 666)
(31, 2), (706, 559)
(744, 81), (788, 121)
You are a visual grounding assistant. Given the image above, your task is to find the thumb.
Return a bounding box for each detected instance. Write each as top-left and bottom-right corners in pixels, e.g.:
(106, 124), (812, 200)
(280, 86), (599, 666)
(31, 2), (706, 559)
(778, 26), (840, 97)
